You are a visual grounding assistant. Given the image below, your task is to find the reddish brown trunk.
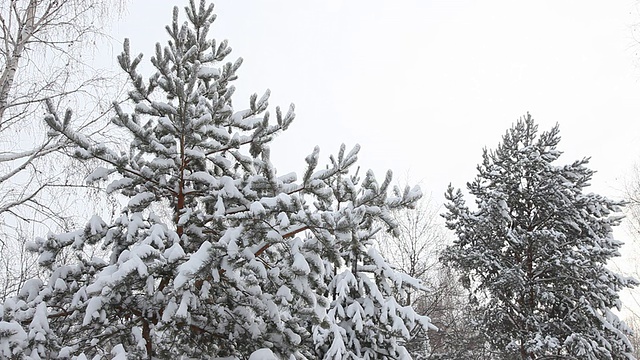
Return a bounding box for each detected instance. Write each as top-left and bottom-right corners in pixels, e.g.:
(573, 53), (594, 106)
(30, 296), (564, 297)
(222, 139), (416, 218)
(176, 186), (185, 238)
(143, 319), (152, 358)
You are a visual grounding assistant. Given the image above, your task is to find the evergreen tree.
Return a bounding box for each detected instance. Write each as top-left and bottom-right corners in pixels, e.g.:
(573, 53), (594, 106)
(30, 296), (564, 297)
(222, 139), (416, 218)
(442, 114), (637, 359)
(0, 1), (432, 358)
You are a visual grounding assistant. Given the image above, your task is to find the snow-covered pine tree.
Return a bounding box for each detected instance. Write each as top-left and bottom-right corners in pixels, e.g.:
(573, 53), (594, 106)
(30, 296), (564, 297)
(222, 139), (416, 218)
(0, 1), (433, 359)
(441, 114), (637, 359)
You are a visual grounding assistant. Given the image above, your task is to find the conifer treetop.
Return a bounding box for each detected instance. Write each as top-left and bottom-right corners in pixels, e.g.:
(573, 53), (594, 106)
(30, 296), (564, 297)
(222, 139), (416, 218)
(443, 113), (637, 359)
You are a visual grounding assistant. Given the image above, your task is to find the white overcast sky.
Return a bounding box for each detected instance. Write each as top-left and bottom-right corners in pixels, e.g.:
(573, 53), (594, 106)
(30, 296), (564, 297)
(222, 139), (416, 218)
(103, 0), (640, 307)
(106, 1), (640, 202)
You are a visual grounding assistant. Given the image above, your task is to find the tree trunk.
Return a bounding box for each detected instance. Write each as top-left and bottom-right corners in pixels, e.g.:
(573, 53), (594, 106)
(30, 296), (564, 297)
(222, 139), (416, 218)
(0, 0), (36, 124)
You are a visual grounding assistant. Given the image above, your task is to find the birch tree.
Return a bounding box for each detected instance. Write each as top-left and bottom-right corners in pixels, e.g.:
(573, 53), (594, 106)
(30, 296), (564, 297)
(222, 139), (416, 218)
(0, 0), (125, 299)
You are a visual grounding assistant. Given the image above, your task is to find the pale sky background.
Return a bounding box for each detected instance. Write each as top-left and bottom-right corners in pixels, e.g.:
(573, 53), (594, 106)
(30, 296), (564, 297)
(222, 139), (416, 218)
(101, 1), (640, 312)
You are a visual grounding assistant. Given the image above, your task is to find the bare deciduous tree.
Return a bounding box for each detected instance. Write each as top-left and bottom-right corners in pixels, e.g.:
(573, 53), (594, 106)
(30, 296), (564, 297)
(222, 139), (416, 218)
(0, 0), (126, 299)
(376, 196), (486, 359)
(624, 314), (640, 358)
(377, 196), (445, 299)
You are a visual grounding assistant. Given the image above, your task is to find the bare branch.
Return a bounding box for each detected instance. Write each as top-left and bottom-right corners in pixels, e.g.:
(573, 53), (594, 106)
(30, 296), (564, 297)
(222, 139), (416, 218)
(0, 0), (127, 299)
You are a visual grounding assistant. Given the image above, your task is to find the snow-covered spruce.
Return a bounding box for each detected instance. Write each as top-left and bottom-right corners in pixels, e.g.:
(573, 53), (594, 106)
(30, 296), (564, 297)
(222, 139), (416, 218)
(442, 114), (637, 359)
(0, 0), (433, 359)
